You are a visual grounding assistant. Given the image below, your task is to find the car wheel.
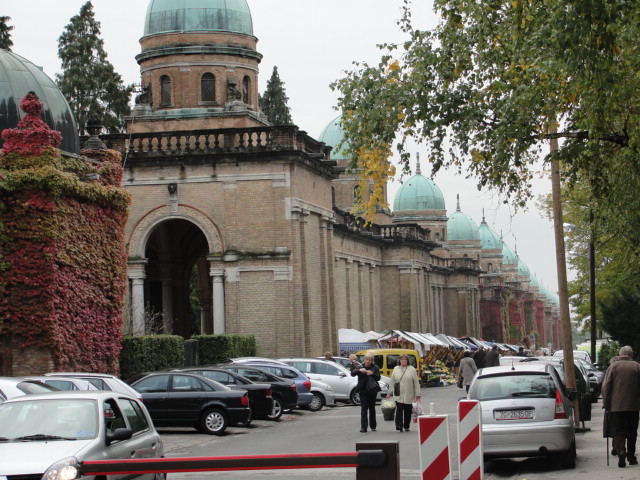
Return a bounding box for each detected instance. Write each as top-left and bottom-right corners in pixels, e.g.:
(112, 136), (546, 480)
(234, 406), (253, 427)
(558, 438), (576, 469)
(267, 396), (284, 420)
(350, 389), (361, 406)
(200, 408), (228, 435)
(308, 392), (325, 412)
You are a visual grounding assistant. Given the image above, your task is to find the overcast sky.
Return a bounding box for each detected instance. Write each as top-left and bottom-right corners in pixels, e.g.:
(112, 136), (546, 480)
(3, 0), (568, 295)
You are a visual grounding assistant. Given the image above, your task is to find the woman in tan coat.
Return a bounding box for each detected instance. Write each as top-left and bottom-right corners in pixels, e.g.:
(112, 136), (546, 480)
(459, 350), (478, 393)
(387, 354), (421, 432)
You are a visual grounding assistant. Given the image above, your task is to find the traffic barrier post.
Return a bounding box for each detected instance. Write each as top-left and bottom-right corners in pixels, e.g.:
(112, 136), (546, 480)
(457, 400), (483, 480)
(418, 413), (452, 480)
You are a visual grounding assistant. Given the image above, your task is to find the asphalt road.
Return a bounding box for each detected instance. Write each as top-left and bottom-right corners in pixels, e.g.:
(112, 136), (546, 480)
(158, 385), (622, 480)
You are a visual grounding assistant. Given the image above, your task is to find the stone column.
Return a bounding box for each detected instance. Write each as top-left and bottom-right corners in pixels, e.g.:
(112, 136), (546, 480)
(128, 259), (148, 336)
(211, 268), (226, 334)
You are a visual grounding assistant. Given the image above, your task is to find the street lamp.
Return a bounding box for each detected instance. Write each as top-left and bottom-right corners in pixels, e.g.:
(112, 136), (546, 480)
(564, 215), (597, 365)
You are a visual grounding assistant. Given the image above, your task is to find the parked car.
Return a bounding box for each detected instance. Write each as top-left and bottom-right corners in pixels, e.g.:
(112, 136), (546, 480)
(127, 372), (251, 434)
(469, 363), (576, 468)
(218, 364), (299, 418)
(228, 361), (314, 409)
(279, 357), (388, 405)
(45, 372), (143, 399)
(316, 356), (353, 369)
(231, 357), (289, 366)
(178, 367), (274, 422)
(0, 377), (57, 403)
(575, 358), (605, 402)
(308, 378), (336, 411)
(0, 390), (164, 479)
(553, 349), (593, 364)
(24, 376), (99, 391)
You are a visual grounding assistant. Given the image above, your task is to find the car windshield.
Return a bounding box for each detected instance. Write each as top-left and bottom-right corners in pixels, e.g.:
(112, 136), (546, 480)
(471, 373), (555, 400)
(0, 399), (98, 441)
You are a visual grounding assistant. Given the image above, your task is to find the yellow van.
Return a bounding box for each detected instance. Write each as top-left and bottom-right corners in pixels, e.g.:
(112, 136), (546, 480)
(355, 348), (422, 379)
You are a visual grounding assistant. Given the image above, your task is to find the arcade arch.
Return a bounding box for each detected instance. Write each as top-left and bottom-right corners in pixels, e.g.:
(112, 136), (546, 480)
(126, 206), (224, 337)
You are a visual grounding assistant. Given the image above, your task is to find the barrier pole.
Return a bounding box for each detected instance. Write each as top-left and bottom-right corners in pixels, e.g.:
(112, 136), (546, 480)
(418, 413), (452, 480)
(457, 400), (483, 480)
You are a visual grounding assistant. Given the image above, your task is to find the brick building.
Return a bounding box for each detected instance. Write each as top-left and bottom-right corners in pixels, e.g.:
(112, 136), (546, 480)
(105, 0), (560, 355)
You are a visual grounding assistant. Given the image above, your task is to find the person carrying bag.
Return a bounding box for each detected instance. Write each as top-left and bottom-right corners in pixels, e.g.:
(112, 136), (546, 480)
(387, 354), (421, 432)
(351, 352), (381, 433)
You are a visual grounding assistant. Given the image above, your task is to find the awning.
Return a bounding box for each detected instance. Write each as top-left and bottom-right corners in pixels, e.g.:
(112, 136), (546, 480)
(458, 338), (478, 350)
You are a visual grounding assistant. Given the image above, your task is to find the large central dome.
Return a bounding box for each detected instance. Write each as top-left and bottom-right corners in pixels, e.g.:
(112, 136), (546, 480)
(143, 0), (254, 37)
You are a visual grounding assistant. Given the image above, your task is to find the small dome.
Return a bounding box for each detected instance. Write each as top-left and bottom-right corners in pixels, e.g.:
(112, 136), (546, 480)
(529, 274), (540, 289)
(518, 257), (530, 276)
(501, 241), (518, 265)
(447, 197), (480, 241)
(393, 167), (446, 212)
(143, 0), (254, 37)
(478, 216), (502, 250)
(318, 115), (350, 160)
(0, 50), (79, 154)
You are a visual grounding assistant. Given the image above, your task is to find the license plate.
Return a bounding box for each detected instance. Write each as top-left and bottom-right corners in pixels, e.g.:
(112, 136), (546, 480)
(494, 409), (534, 420)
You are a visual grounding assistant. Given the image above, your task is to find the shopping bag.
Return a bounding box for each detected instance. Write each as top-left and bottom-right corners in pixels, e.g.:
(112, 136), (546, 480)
(412, 399), (423, 423)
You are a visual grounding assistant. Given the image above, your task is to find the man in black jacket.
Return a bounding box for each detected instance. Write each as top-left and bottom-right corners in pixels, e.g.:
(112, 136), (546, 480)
(485, 345), (500, 367)
(351, 353), (381, 433)
(473, 348), (486, 369)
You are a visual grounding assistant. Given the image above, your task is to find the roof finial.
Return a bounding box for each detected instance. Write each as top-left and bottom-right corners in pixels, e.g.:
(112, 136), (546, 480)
(416, 152), (421, 175)
(456, 193), (460, 211)
(482, 208), (486, 223)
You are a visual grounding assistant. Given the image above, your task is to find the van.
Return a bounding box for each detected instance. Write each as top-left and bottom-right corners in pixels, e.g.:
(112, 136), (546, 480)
(355, 348), (422, 379)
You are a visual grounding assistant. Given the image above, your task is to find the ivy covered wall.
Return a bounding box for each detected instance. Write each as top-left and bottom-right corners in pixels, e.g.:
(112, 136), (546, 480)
(0, 93), (131, 375)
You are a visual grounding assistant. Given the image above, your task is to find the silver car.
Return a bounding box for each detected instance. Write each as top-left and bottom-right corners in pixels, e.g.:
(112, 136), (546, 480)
(279, 358), (388, 404)
(0, 377), (57, 403)
(308, 378), (336, 411)
(0, 391), (164, 480)
(45, 372), (143, 399)
(469, 363), (576, 469)
(25, 376), (99, 391)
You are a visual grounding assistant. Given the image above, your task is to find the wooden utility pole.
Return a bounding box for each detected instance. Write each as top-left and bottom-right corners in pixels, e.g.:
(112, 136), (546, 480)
(550, 132), (580, 427)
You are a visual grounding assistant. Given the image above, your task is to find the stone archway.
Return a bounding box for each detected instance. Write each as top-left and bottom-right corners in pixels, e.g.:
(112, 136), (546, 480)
(126, 205), (224, 337)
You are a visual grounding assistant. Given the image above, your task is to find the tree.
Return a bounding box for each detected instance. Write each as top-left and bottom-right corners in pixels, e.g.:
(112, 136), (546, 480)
(259, 66), (293, 125)
(601, 289), (640, 357)
(0, 16), (14, 51)
(56, 2), (134, 134)
(332, 0), (640, 222)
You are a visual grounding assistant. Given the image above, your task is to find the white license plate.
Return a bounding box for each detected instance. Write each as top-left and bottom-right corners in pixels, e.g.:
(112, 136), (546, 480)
(494, 409), (534, 420)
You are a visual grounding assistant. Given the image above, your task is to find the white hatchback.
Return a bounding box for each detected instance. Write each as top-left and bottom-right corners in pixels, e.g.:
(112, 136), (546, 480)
(470, 363), (576, 469)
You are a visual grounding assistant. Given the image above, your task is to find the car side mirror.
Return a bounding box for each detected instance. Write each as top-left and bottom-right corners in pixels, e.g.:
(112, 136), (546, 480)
(107, 428), (133, 445)
(339, 372), (346, 377)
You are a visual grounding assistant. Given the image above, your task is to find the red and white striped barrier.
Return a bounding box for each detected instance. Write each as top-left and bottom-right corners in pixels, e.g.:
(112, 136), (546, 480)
(457, 400), (483, 480)
(418, 414), (452, 480)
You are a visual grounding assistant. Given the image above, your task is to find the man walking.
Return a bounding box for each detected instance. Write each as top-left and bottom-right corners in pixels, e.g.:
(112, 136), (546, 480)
(602, 345), (640, 468)
(485, 345), (500, 367)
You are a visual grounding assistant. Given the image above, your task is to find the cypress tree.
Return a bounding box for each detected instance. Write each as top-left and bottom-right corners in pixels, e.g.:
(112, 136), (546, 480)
(259, 66), (293, 125)
(0, 16), (14, 51)
(56, 1), (134, 134)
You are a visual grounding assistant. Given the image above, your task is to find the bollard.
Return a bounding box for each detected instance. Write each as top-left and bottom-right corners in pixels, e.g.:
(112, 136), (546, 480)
(418, 414), (452, 480)
(457, 400), (483, 480)
(356, 441), (400, 480)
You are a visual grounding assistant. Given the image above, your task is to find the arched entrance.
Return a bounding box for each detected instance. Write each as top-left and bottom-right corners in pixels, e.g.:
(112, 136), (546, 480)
(126, 206), (224, 337)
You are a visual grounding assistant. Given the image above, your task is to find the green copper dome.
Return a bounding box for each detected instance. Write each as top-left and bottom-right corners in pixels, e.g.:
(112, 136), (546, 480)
(479, 218), (502, 250)
(447, 197), (480, 240)
(318, 115), (350, 160)
(0, 50), (79, 154)
(143, 0), (254, 37)
(518, 257), (530, 276)
(501, 241), (518, 265)
(393, 164), (446, 212)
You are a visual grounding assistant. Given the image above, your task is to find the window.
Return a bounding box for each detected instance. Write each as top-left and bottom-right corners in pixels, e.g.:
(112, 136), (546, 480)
(331, 186), (336, 206)
(472, 373), (555, 401)
(290, 362), (312, 374)
(488, 263), (493, 272)
(201, 73), (215, 102)
(200, 370), (234, 385)
(44, 379), (76, 391)
(160, 75), (171, 105)
(134, 375), (169, 393)
(171, 375), (204, 392)
(242, 75), (250, 104)
(315, 362), (340, 376)
(118, 398), (150, 434)
(236, 368), (267, 382)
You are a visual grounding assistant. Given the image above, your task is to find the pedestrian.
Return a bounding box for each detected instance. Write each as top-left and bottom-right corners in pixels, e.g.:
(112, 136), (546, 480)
(485, 345), (500, 367)
(517, 346), (527, 357)
(459, 351), (478, 393)
(348, 353), (362, 371)
(387, 354), (421, 432)
(324, 351), (336, 362)
(473, 347), (486, 369)
(601, 345), (640, 468)
(351, 352), (381, 433)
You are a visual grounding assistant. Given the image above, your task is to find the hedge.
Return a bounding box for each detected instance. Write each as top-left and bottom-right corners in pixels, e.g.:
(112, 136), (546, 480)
(192, 334), (256, 365)
(120, 335), (184, 380)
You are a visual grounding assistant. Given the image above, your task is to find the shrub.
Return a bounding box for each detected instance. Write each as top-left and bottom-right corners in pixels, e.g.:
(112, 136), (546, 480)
(120, 335), (184, 380)
(192, 334), (256, 365)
